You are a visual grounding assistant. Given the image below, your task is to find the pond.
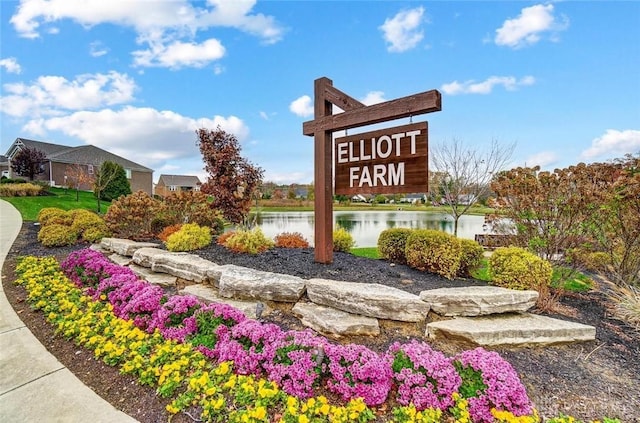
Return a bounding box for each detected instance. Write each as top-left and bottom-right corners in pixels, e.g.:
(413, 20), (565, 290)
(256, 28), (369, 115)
(251, 211), (486, 247)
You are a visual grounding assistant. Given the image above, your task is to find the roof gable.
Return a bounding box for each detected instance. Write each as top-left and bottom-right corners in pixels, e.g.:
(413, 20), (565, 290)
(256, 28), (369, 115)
(158, 174), (202, 187)
(5, 138), (152, 173)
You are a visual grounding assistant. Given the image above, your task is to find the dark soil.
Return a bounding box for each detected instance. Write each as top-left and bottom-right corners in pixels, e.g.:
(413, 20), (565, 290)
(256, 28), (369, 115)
(3, 223), (640, 422)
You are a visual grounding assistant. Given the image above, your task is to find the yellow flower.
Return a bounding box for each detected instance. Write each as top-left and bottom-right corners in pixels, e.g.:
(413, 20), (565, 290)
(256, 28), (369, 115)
(298, 415), (309, 423)
(251, 406), (267, 420)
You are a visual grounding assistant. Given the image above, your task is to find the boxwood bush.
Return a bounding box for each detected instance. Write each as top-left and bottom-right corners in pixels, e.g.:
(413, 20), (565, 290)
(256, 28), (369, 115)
(165, 223), (212, 252)
(458, 238), (484, 278)
(488, 246), (552, 290)
(333, 227), (355, 252)
(37, 223), (79, 247)
(405, 229), (462, 280)
(377, 228), (413, 264)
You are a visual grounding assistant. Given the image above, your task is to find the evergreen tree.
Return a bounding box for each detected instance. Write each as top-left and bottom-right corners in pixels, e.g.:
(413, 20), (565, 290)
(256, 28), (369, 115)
(94, 161), (131, 202)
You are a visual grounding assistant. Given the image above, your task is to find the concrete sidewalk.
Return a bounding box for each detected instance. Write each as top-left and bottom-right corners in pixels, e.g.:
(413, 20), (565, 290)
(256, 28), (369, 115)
(0, 200), (138, 423)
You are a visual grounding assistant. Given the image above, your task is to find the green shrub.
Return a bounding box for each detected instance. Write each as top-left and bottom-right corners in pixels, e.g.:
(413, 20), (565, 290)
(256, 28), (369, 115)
(104, 191), (160, 240)
(405, 229), (461, 280)
(37, 224), (79, 247)
(333, 227), (355, 252)
(377, 228), (413, 264)
(158, 224), (183, 242)
(159, 191), (224, 236)
(165, 223), (212, 252)
(82, 225), (111, 243)
(458, 239), (484, 278)
(70, 209), (110, 242)
(488, 247), (552, 291)
(0, 182), (42, 197)
(37, 207), (71, 226)
(222, 228), (274, 254)
(274, 232), (310, 248)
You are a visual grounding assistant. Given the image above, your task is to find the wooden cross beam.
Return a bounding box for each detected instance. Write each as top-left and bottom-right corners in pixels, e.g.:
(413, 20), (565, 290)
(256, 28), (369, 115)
(303, 77), (442, 263)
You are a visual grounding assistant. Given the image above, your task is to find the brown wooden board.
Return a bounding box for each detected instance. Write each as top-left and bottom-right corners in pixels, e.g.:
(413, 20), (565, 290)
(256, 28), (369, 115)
(334, 122), (428, 196)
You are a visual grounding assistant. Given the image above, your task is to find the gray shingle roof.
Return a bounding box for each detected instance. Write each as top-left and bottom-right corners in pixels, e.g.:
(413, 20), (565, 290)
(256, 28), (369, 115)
(6, 138), (152, 172)
(158, 174), (202, 187)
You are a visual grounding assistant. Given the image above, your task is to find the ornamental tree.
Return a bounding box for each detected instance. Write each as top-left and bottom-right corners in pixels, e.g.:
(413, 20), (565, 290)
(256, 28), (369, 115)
(430, 139), (514, 236)
(94, 161), (131, 211)
(10, 146), (46, 181)
(197, 126), (264, 224)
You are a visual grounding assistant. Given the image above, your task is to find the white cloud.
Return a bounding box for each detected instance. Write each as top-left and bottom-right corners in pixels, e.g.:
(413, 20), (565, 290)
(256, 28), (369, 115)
(132, 38), (225, 69)
(523, 151), (558, 168)
(10, 0), (283, 68)
(361, 91), (386, 106)
(264, 170), (311, 185)
(495, 4), (569, 49)
(89, 41), (109, 57)
(289, 95), (313, 117)
(22, 106), (249, 169)
(0, 57), (22, 74)
(441, 75), (535, 95)
(0, 71), (136, 117)
(379, 7), (425, 53)
(580, 129), (640, 160)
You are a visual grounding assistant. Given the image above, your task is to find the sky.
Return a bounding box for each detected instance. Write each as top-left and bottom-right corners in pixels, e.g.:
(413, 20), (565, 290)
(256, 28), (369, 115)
(1, 0), (639, 185)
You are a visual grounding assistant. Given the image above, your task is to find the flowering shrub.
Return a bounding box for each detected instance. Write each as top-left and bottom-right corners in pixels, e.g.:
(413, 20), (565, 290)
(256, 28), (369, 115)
(325, 342), (393, 406)
(61, 248), (132, 292)
(188, 302), (247, 356)
(263, 329), (329, 398)
(109, 279), (166, 330)
(214, 320), (284, 376)
(388, 340), (462, 410)
(274, 232), (310, 248)
(453, 347), (534, 422)
(104, 191), (160, 240)
(150, 295), (202, 341)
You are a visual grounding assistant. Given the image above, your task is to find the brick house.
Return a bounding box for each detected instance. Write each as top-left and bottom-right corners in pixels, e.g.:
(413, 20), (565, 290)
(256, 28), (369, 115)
(155, 174), (202, 198)
(4, 138), (153, 195)
(0, 155), (9, 178)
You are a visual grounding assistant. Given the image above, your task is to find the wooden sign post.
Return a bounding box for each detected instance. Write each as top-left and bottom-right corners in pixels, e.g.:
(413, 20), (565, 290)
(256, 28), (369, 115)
(303, 77), (441, 264)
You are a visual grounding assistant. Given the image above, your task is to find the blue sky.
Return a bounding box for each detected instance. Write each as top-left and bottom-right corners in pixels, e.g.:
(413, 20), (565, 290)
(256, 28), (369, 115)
(1, 0), (638, 185)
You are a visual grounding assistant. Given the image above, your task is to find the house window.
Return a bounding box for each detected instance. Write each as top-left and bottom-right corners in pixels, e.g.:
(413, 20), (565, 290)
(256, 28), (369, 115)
(169, 185), (177, 191)
(194, 185), (201, 192)
(88, 164), (94, 175)
(125, 168), (132, 179)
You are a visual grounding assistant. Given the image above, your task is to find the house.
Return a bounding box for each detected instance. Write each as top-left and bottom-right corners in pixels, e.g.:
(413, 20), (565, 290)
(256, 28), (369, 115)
(155, 174), (202, 197)
(4, 138), (153, 195)
(0, 155), (9, 178)
(399, 193), (427, 204)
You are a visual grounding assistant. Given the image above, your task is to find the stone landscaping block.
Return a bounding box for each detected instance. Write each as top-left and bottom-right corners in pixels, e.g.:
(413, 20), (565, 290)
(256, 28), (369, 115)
(128, 263), (177, 287)
(181, 284), (271, 319)
(108, 253), (131, 266)
(100, 238), (159, 257)
(151, 253), (221, 284)
(419, 286), (538, 316)
(89, 243), (110, 254)
(292, 302), (380, 338)
(306, 278), (429, 322)
(218, 264), (306, 302)
(426, 313), (596, 346)
(131, 247), (178, 268)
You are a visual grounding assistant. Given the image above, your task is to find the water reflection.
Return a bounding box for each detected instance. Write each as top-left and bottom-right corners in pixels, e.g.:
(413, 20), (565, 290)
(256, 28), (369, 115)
(252, 211), (485, 247)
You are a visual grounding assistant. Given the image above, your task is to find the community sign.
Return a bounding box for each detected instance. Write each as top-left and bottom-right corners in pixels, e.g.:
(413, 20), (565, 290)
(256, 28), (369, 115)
(334, 122), (428, 195)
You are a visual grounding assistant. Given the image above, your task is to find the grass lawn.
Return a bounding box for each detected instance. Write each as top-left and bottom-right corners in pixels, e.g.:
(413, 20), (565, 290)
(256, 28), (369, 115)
(1, 187), (110, 221)
(350, 247), (380, 259)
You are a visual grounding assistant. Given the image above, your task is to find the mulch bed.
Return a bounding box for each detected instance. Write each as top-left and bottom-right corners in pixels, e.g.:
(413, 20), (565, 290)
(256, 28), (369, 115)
(3, 222), (639, 422)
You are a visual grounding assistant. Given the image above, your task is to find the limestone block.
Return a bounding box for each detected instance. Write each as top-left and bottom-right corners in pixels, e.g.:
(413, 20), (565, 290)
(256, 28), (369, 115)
(108, 253), (132, 266)
(151, 253), (221, 284)
(419, 286), (538, 316)
(218, 264), (306, 302)
(426, 313), (596, 346)
(128, 263), (177, 287)
(131, 247), (177, 268)
(305, 278), (429, 322)
(292, 302), (380, 337)
(100, 238), (159, 256)
(180, 284), (270, 319)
